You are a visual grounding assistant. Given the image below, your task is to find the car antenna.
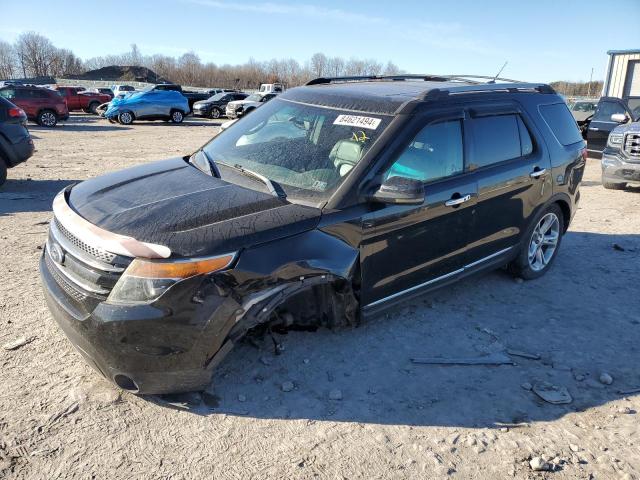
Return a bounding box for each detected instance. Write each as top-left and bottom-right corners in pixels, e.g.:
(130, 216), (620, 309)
(489, 61), (508, 83)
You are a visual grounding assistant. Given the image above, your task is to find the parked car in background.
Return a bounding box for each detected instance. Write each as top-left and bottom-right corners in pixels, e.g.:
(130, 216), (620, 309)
(111, 85), (136, 99)
(601, 120), (640, 189)
(206, 88), (237, 96)
(102, 89), (190, 125)
(587, 96), (640, 157)
(192, 92), (248, 119)
(567, 99), (597, 138)
(145, 84), (210, 111)
(39, 75), (585, 394)
(54, 86), (112, 114)
(225, 92), (278, 119)
(0, 96), (34, 186)
(259, 83), (286, 94)
(94, 87), (114, 100)
(0, 85), (69, 127)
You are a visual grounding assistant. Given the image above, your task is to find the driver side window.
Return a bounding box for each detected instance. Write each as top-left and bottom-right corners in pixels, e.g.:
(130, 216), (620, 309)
(385, 120), (464, 183)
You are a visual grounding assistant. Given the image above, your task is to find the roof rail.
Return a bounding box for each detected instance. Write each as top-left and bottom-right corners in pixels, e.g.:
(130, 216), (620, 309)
(305, 74), (526, 86)
(420, 83), (556, 100)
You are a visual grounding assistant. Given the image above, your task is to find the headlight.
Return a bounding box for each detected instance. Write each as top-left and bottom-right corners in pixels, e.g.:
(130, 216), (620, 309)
(607, 133), (624, 148)
(107, 253), (236, 305)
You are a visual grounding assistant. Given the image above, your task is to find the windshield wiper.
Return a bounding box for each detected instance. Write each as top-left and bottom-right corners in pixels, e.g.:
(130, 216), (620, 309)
(217, 162), (286, 199)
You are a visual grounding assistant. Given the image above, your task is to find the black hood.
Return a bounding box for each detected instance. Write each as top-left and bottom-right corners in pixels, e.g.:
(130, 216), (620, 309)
(68, 158), (321, 257)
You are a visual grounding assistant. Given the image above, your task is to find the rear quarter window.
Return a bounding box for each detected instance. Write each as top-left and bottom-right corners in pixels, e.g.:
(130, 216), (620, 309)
(539, 103), (583, 146)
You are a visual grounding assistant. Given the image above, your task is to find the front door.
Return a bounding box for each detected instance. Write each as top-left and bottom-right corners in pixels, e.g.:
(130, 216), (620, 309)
(587, 98), (630, 155)
(360, 114), (477, 309)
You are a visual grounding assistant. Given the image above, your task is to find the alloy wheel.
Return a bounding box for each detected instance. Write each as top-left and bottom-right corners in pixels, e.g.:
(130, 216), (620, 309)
(211, 108), (221, 119)
(527, 212), (560, 271)
(41, 112), (56, 127)
(172, 111), (184, 123)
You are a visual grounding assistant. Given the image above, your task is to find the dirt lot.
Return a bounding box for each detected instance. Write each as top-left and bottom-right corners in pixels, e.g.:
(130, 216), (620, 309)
(1, 113), (639, 479)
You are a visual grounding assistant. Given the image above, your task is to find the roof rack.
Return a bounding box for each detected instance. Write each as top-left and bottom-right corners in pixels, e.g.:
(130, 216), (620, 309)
(305, 74), (525, 86)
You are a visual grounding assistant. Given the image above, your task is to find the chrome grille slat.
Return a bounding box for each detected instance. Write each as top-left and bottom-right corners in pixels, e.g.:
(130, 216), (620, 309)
(624, 133), (640, 158)
(45, 250), (88, 303)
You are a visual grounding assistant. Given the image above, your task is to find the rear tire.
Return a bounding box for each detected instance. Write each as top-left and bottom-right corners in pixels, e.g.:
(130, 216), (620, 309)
(508, 203), (564, 280)
(88, 102), (100, 115)
(118, 111), (134, 125)
(603, 182), (626, 190)
(210, 107), (221, 119)
(170, 110), (184, 123)
(37, 110), (58, 127)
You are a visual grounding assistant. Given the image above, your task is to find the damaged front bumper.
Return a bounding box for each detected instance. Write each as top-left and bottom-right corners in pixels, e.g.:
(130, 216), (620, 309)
(602, 152), (640, 185)
(40, 249), (240, 394)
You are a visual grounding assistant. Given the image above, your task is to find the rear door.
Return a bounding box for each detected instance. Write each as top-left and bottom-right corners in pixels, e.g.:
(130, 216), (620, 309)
(587, 98), (630, 154)
(360, 111), (477, 308)
(464, 105), (552, 264)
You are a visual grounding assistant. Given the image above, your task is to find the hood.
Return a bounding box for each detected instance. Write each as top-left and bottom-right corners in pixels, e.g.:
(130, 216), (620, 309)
(612, 121), (640, 135)
(68, 158), (321, 257)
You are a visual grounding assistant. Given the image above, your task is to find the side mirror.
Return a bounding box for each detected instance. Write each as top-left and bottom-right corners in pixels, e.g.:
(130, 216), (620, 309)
(611, 113), (628, 123)
(371, 176), (425, 205)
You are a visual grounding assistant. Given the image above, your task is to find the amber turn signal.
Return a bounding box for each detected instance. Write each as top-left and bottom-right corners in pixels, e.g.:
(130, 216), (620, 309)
(126, 253), (236, 279)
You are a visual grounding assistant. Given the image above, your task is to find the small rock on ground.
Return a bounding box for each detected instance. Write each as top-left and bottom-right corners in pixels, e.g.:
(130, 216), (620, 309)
(599, 372), (614, 385)
(530, 456), (551, 471)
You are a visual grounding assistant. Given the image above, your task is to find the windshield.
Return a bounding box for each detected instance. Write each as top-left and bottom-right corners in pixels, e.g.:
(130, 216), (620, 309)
(201, 98), (391, 201)
(571, 102), (596, 112)
(246, 94), (262, 102)
(208, 93), (226, 101)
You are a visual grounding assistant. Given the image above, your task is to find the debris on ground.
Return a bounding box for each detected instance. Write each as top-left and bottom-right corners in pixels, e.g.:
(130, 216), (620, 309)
(411, 353), (514, 366)
(532, 382), (573, 405)
(2, 336), (35, 351)
(599, 372), (613, 385)
(507, 349), (541, 360)
(328, 389), (343, 401)
(529, 456), (552, 471)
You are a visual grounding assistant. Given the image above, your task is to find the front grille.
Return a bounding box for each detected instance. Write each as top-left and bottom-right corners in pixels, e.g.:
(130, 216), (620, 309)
(45, 251), (88, 303)
(54, 218), (116, 263)
(624, 133), (640, 158)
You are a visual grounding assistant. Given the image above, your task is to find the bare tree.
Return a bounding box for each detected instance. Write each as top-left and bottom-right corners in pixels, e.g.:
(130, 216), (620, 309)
(14, 32), (58, 77)
(0, 40), (15, 80)
(310, 52), (328, 78)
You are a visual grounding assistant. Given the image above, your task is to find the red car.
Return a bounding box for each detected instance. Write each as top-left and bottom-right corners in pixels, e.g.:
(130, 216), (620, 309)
(54, 86), (111, 114)
(0, 85), (69, 127)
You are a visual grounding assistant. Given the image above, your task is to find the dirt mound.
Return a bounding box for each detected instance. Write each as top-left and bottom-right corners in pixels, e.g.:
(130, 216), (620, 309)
(67, 65), (169, 83)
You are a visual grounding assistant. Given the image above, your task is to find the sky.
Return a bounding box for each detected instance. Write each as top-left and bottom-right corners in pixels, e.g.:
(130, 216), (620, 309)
(1, 0), (639, 83)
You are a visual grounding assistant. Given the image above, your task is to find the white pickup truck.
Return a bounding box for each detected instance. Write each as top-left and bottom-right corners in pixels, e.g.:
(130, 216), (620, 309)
(225, 91), (278, 119)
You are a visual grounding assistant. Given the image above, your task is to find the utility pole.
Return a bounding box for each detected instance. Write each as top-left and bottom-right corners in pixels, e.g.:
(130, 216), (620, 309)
(587, 67), (594, 97)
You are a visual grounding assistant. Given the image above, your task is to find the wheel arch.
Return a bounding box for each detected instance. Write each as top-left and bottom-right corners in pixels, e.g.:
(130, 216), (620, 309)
(224, 229), (361, 340)
(547, 193), (572, 233)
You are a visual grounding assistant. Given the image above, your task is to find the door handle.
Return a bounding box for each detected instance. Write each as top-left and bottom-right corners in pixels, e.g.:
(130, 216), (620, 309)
(589, 127), (599, 131)
(530, 168), (547, 179)
(445, 194), (471, 207)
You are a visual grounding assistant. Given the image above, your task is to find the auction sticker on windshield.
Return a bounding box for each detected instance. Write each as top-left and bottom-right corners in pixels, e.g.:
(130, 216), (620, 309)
(333, 115), (381, 130)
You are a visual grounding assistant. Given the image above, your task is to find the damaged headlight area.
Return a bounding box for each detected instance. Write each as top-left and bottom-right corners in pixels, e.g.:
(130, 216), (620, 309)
(107, 253), (237, 305)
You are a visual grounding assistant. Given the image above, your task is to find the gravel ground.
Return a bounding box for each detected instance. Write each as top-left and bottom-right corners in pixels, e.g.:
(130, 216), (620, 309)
(1, 113), (639, 479)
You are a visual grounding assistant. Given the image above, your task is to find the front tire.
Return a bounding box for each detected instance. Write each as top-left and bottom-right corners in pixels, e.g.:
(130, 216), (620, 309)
(118, 111), (134, 125)
(210, 107), (221, 119)
(88, 102), (100, 115)
(509, 204), (564, 280)
(171, 110), (184, 123)
(37, 110), (58, 127)
(603, 182), (626, 190)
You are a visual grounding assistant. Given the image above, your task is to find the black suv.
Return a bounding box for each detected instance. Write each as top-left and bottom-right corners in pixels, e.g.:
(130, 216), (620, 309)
(192, 92), (249, 119)
(0, 97), (34, 186)
(40, 75), (586, 394)
(586, 96), (640, 157)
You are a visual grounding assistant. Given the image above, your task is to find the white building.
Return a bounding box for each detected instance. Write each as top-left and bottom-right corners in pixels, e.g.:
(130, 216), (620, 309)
(603, 49), (640, 99)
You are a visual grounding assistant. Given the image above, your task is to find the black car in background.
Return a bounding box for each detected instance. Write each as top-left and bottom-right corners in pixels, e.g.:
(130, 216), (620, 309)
(586, 96), (640, 157)
(40, 75), (585, 394)
(192, 92), (249, 119)
(0, 96), (34, 186)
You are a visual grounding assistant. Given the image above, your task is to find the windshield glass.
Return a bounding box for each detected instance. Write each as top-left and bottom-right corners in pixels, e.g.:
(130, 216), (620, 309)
(246, 94), (262, 102)
(208, 93), (226, 101)
(202, 98), (391, 201)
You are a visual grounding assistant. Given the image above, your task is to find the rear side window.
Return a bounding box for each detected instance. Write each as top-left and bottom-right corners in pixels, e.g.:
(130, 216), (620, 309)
(469, 114), (526, 168)
(539, 103), (583, 145)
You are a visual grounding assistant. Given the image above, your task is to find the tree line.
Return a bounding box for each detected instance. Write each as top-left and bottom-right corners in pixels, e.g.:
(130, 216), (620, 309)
(0, 32), (604, 93)
(0, 32), (402, 88)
